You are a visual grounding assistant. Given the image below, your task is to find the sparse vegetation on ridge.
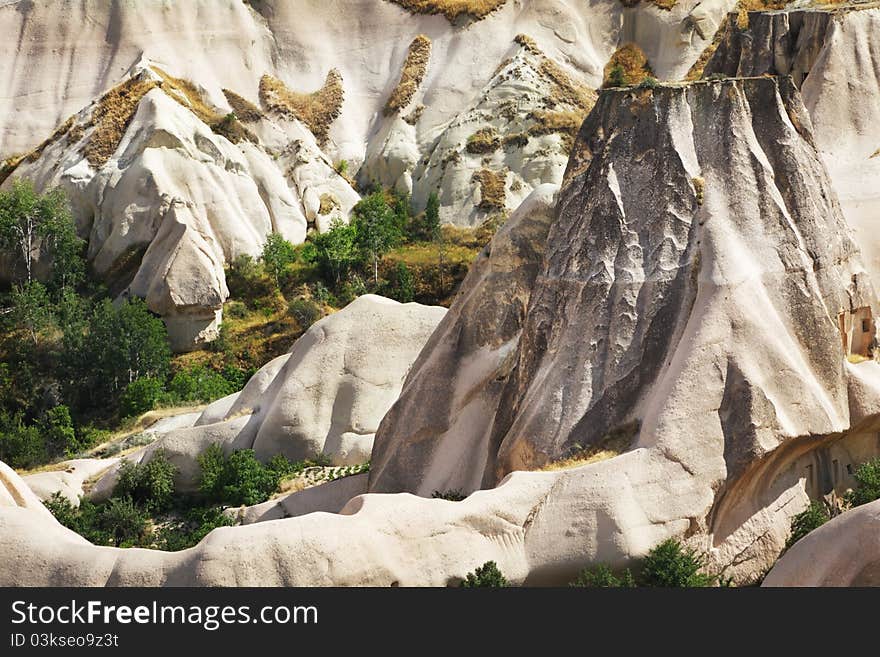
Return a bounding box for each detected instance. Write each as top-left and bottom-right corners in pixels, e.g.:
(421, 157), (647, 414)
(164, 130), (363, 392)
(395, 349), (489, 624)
(465, 127), (501, 154)
(259, 71), (344, 145)
(221, 88), (265, 122)
(385, 35), (432, 116)
(83, 78), (160, 166)
(387, 0), (508, 22)
(472, 168), (506, 211)
(603, 43), (654, 88)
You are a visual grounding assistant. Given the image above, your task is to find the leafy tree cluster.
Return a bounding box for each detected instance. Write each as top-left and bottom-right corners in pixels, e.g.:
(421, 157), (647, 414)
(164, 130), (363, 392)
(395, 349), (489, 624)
(45, 447), (341, 551)
(570, 539), (722, 588)
(461, 561), (509, 588)
(254, 190), (444, 305)
(0, 181), (252, 469)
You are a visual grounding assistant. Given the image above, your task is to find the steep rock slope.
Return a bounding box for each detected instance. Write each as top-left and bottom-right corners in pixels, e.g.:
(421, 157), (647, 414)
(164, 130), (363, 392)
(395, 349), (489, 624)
(89, 295), (446, 497)
(0, 0), (736, 226)
(370, 184), (558, 493)
(3, 61), (357, 350)
(370, 76), (880, 580)
(703, 6), (880, 286)
(0, 0), (733, 161)
(363, 36), (593, 225)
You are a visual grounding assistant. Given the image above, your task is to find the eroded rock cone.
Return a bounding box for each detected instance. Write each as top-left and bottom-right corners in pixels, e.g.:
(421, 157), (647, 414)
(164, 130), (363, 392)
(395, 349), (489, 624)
(371, 76), (880, 580)
(703, 7), (880, 287)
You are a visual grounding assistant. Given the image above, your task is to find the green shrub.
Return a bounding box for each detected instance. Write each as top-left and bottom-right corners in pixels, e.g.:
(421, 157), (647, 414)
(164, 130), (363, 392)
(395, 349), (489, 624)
(431, 489), (466, 501)
(156, 506), (234, 551)
(95, 496), (152, 547)
(0, 415), (46, 468)
(119, 377), (165, 418)
(167, 366), (235, 404)
(386, 262), (415, 303)
(638, 76), (659, 89)
(787, 501), (830, 548)
(115, 451), (177, 511)
(846, 458), (880, 508)
(47, 494), (151, 548)
(607, 64), (626, 88)
(197, 445), (289, 507)
(288, 297), (323, 330)
(461, 561), (509, 588)
(225, 300), (248, 319)
(640, 539), (716, 587)
(571, 564), (636, 588)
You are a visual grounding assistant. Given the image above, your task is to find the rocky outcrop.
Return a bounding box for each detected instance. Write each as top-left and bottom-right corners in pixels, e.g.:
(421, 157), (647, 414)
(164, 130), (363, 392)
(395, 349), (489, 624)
(22, 459), (119, 506)
(0, 0), (733, 165)
(90, 295), (446, 496)
(764, 496), (880, 586)
(363, 36), (593, 225)
(3, 61), (356, 350)
(703, 7), (880, 287)
(370, 76), (880, 581)
(370, 184), (558, 494)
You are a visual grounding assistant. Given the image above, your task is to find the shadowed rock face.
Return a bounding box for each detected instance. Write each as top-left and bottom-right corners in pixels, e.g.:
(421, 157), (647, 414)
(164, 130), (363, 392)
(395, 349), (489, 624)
(704, 8), (880, 287)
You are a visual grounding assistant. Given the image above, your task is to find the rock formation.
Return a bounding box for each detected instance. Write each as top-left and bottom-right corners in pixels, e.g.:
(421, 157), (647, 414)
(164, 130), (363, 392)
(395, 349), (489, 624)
(89, 295), (446, 496)
(2, 61), (357, 350)
(371, 76), (880, 581)
(703, 6), (880, 286)
(763, 497), (880, 586)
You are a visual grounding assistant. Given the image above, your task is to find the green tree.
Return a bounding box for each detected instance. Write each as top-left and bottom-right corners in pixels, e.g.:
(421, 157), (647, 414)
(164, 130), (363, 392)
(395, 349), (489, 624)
(0, 413), (46, 468)
(424, 191), (441, 242)
(351, 192), (402, 283)
(640, 539), (716, 587)
(9, 281), (54, 345)
(310, 219), (359, 286)
(66, 298), (171, 406)
(261, 233), (297, 288)
(115, 451), (177, 512)
(786, 501), (830, 548)
(41, 404), (78, 457)
(461, 561), (509, 588)
(0, 179), (84, 290)
(846, 458), (880, 508)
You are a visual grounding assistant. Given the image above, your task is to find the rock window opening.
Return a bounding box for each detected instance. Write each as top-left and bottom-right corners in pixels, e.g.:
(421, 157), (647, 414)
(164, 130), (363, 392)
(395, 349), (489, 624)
(838, 306), (876, 358)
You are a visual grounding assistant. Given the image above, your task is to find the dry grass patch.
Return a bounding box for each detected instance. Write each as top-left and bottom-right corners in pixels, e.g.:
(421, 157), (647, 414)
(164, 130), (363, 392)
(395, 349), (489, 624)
(222, 88), (265, 122)
(603, 43), (654, 88)
(541, 58), (597, 110)
(84, 78), (160, 166)
(388, 0), (508, 21)
(318, 193), (340, 215)
(528, 110), (586, 151)
(152, 67), (256, 145)
(385, 35), (432, 116)
(619, 0), (678, 7)
(472, 168), (506, 211)
(693, 176), (705, 205)
(466, 127), (501, 154)
(539, 421), (639, 472)
(259, 70), (344, 146)
(0, 154), (25, 186)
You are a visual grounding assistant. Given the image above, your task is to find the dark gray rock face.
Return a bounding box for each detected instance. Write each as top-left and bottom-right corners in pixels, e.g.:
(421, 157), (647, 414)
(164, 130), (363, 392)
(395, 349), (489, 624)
(704, 8), (880, 287)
